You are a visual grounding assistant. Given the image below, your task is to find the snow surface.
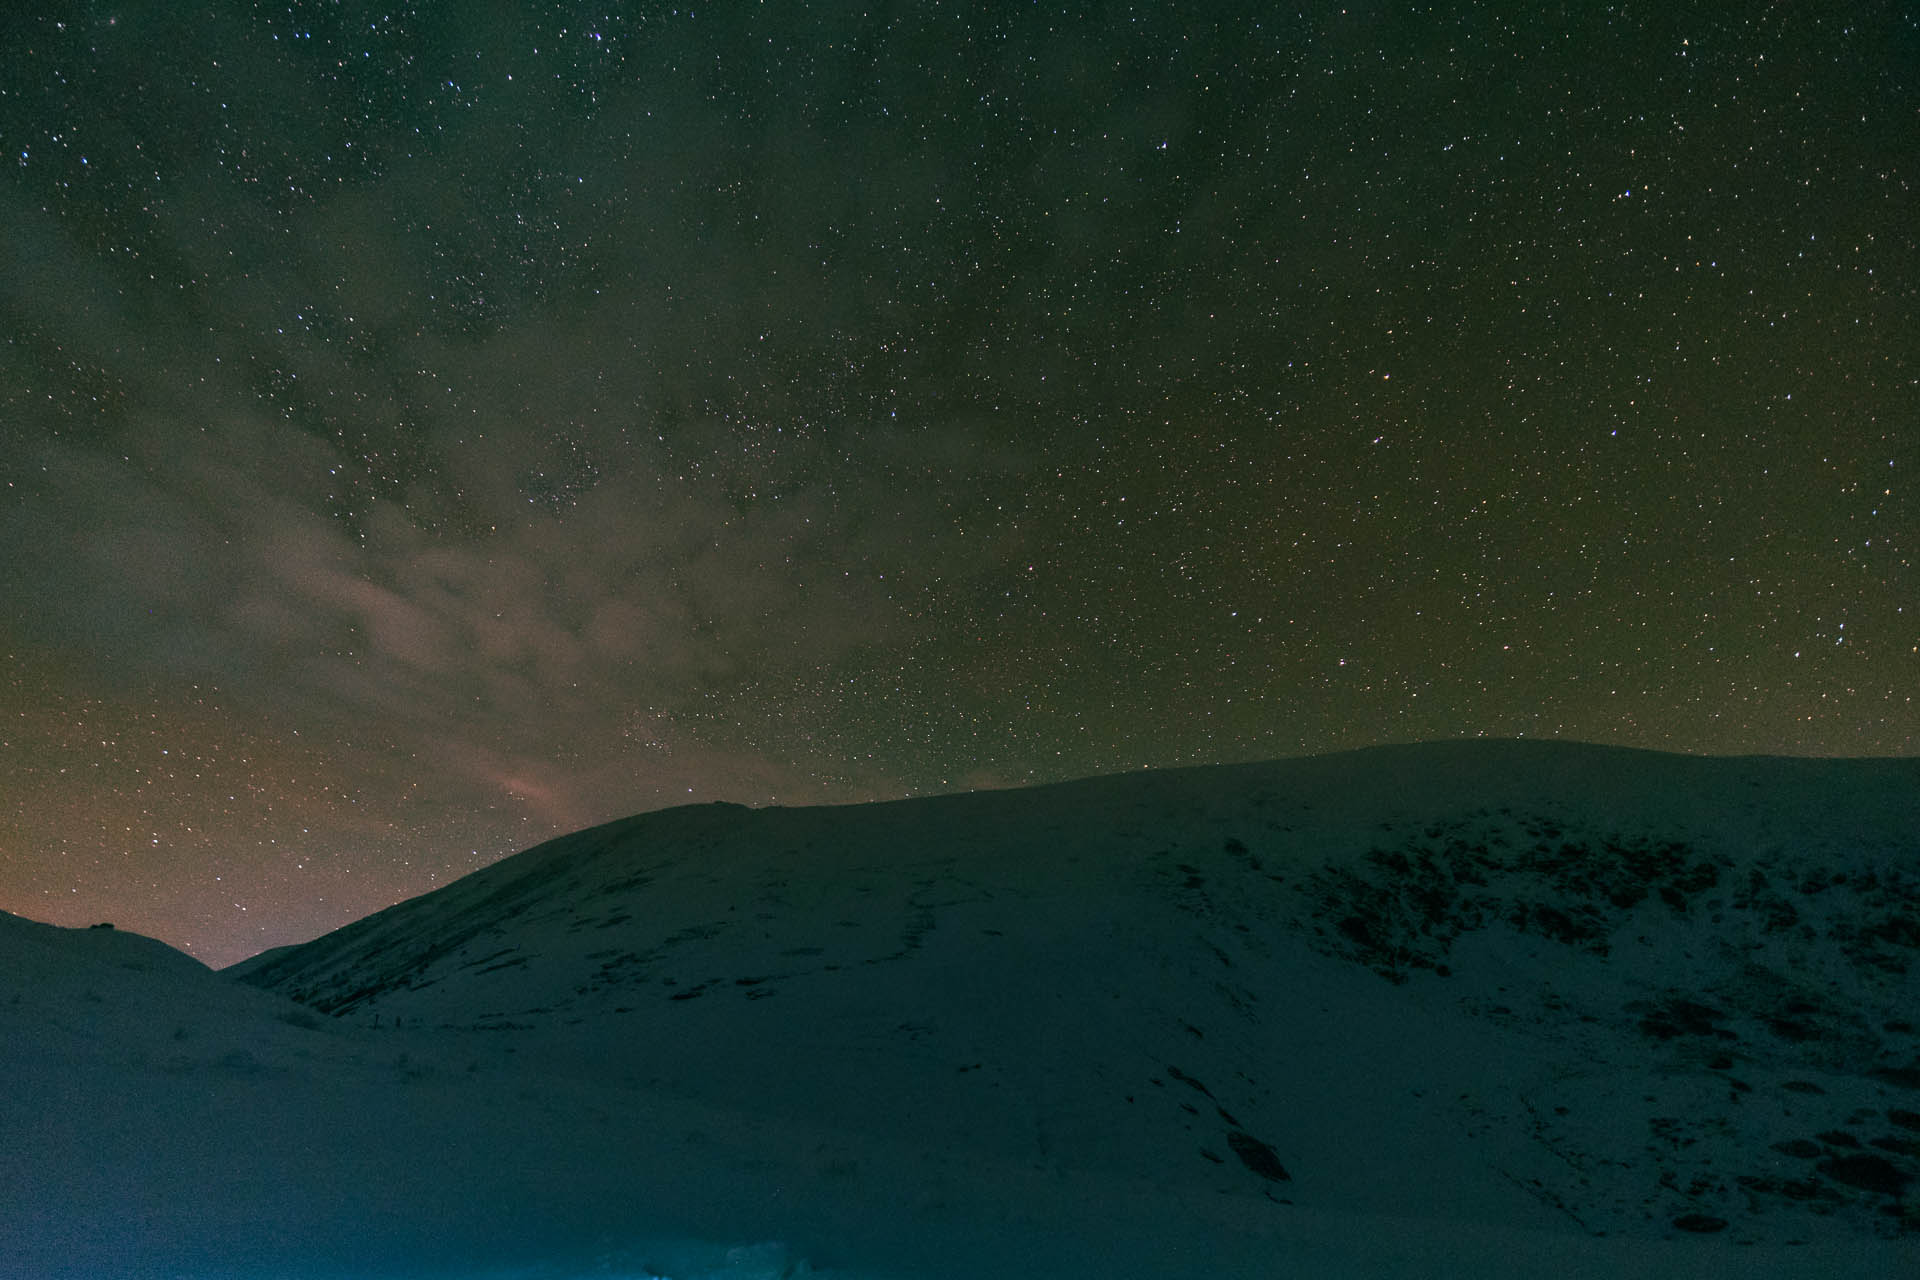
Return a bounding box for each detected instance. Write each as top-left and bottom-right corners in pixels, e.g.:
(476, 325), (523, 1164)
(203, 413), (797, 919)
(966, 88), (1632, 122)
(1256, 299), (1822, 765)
(5, 741), (1917, 1277)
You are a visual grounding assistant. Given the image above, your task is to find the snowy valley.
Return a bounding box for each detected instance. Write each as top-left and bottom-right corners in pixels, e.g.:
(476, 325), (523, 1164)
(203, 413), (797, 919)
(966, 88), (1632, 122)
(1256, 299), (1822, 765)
(5, 741), (1917, 1278)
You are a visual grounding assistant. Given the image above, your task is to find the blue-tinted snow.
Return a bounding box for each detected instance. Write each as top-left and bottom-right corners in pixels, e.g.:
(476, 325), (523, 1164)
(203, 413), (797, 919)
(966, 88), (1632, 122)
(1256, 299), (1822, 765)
(5, 742), (1917, 1277)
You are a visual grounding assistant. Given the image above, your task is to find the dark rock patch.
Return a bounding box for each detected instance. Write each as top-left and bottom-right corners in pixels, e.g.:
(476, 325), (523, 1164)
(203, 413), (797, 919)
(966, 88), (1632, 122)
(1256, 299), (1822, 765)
(1870, 1064), (1920, 1090)
(1864, 915), (1920, 948)
(1671, 1214), (1727, 1233)
(1637, 997), (1727, 1041)
(1303, 818), (1728, 982)
(1513, 901), (1606, 946)
(1738, 1174), (1836, 1203)
(1819, 1154), (1910, 1196)
(1226, 1129), (1291, 1182)
(1766, 1016), (1820, 1043)
(1165, 1065), (1216, 1098)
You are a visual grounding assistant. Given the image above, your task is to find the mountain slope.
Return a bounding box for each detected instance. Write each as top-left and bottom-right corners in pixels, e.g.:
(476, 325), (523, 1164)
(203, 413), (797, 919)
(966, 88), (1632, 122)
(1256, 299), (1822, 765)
(233, 741), (1920, 1250)
(2, 910), (928, 1279)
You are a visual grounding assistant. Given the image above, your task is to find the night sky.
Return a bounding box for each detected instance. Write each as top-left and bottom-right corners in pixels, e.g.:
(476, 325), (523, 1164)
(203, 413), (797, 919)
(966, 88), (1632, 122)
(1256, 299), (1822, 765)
(2, 2), (1914, 967)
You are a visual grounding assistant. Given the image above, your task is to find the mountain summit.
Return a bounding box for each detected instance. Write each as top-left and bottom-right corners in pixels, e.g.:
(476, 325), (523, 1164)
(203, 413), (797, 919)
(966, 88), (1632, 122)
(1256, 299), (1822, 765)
(231, 741), (1920, 1261)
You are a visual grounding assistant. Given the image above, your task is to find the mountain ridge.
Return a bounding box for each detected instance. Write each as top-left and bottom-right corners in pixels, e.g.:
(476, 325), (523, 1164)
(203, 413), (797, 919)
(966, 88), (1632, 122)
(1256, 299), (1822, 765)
(231, 739), (1920, 1248)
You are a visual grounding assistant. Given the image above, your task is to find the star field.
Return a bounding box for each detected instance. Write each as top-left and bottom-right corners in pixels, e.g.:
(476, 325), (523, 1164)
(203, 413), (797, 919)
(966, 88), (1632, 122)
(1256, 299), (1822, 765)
(2, 2), (1913, 965)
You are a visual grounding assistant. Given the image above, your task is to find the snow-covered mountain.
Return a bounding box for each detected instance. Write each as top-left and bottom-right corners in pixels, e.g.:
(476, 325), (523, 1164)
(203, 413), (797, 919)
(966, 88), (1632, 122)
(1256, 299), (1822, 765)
(8, 741), (1919, 1277)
